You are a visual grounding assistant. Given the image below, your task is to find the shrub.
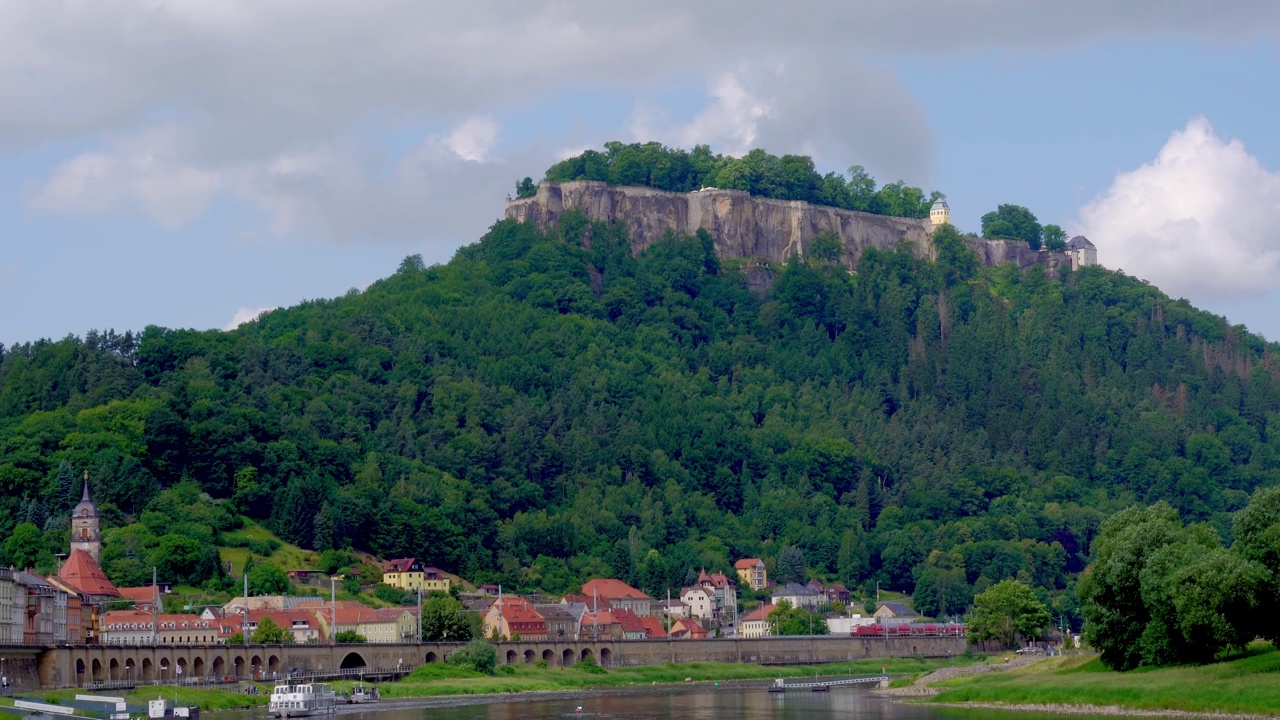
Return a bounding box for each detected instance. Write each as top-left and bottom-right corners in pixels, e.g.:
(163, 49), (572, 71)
(574, 658), (606, 675)
(535, 659), (549, 669)
(446, 640), (497, 675)
(497, 665), (516, 675)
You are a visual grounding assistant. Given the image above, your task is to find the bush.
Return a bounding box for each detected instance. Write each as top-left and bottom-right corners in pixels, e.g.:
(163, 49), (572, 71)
(535, 659), (549, 669)
(574, 657), (606, 675)
(446, 640), (497, 675)
(497, 665), (516, 675)
(374, 584), (409, 604)
(247, 538), (280, 556)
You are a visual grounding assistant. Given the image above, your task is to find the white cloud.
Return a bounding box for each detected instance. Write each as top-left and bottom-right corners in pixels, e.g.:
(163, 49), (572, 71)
(1079, 117), (1280, 302)
(223, 306), (277, 331)
(8, 1), (1280, 244)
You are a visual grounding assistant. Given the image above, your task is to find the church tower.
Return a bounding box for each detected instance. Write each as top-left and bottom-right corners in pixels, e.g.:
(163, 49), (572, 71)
(71, 471), (102, 564)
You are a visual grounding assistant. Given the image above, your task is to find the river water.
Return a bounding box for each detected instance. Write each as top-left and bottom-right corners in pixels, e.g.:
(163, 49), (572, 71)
(284, 686), (1072, 720)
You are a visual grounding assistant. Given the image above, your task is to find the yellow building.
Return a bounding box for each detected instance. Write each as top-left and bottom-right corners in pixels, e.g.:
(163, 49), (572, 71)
(733, 558), (767, 591)
(324, 606), (419, 644)
(929, 199), (951, 227)
(382, 558), (451, 594)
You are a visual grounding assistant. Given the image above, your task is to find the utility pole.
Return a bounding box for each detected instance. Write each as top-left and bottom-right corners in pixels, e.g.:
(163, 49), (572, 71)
(330, 576), (337, 645)
(417, 586), (422, 644)
(151, 566), (158, 645)
(243, 572), (249, 649)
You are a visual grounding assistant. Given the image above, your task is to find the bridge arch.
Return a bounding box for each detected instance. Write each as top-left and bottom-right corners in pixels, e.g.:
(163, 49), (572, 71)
(233, 656), (245, 677)
(268, 655), (280, 674)
(211, 657), (225, 678)
(523, 650), (535, 664)
(250, 655), (262, 678)
(176, 657), (187, 680)
(109, 658), (120, 681)
(542, 649), (553, 664)
(561, 648), (574, 667)
(340, 652), (367, 670)
(505, 650), (517, 665)
(142, 658), (153, 682)
(75, 658), (85, 681)
(424, 652), (437, 663)
(600, 648), (612, 667)
(125, 659), (136, 681)
(580, 648), (593, 663)
(91, 659), (103, 683)
(193, 657), (205, 679)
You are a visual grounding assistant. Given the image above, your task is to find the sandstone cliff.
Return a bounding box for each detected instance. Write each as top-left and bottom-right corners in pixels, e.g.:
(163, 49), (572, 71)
(506, 181), (1067, 273)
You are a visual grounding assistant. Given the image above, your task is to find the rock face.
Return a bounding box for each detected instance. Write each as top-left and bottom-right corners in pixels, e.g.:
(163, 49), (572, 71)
(506, 181), (1068, 273)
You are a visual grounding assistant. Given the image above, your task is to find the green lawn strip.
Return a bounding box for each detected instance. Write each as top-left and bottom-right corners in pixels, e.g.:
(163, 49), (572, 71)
(930, 647), (1280, 716)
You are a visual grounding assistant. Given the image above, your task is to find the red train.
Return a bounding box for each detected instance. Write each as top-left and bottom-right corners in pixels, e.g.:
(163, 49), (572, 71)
(850, 623), (967, 637)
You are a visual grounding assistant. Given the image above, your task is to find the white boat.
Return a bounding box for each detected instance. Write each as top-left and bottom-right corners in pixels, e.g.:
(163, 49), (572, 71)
(348, 681), (380, 704)
(269, 683), (336, 718)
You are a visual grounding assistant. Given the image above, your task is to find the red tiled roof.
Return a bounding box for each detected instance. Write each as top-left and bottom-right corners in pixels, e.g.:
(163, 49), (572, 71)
(118, 586), (159, 605)
(734, 558), (763, 570)
(58, 549), (120, 597)
(332, 606), (413, 624)
(611, 608), (647, 634)
(103, 610), (208, 628)
(384, 558), (417, 572)
(562, 593), (611, 609)
(741, 604), (778, 622)
(582, 578), (652, 601)
(638, 616), (667, 639)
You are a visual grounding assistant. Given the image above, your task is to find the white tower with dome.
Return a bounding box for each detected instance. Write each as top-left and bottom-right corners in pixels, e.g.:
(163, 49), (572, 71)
(929, 198), (951, 227)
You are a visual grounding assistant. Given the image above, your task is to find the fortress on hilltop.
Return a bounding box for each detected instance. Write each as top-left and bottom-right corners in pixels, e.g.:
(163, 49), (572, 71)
(506, 181), (1095, 273)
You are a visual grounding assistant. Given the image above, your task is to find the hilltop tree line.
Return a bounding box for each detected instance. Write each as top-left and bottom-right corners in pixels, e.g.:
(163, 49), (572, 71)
(521, 141), (944, 219)
(1, 213), (1279, 634)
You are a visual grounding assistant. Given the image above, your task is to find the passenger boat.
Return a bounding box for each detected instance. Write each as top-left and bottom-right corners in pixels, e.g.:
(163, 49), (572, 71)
(269, 683), (336, 717)
(348, 680), (380, 704)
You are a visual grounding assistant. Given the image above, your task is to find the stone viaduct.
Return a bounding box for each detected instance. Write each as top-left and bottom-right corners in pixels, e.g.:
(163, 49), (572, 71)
(6, 636), (964, 689)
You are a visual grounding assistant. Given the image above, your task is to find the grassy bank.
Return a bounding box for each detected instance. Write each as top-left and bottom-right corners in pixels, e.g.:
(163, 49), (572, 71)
(351, 656), (970, 698)
(11, 685), (270, 713)
(930, 644), (1280, 716)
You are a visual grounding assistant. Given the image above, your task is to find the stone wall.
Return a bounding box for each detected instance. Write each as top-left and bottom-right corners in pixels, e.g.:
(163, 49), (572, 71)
(506, 181), (1068, 273)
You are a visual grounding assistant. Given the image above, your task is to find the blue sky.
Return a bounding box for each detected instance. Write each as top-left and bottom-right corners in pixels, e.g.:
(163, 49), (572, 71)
(2, 3), (1279, 344)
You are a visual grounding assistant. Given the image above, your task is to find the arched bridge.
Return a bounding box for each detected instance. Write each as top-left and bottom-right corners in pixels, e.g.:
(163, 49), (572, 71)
(34, 635), (965, 689)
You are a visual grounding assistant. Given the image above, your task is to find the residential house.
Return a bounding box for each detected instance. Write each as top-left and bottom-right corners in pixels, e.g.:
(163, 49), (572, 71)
(679, 586), (713, 621)
(654, 598), (689, 620)
(580, 579), (653, 617)
(698, 569), (738, 621)
(611, 608), (649, 640)
(324, 606), (419, 644)
(823, 582), (851, 605)
(770, 583), (821, 611)
(16, 572), (61, 646)
(669, 617), (708, 639)
(561, 593), (608, 610)
(483, 597), (548, 641)
(381, 559), (451, 594)
(246, 609), (324, 643)
(873, 602), (918, 625)
(118, 586), (162, 613)
(534, 604), (582, 641)
(101, 611), (218, 645)
(637, 615), (667, 639)
(285, 569), (327, 584)
(0, 567), (22, 644)
(45, 576), (86, 645)
(478, 584), (501, 597)
(580, 609), (620, 640)
(734, 558), (767, 590)
(739, 604), (777, 638)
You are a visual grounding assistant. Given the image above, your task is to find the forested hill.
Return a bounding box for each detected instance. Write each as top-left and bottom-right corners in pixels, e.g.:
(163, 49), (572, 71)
(2, 215), (1279, 623)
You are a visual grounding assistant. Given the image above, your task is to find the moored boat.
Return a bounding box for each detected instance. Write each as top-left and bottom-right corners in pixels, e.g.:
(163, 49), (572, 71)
(269, 683), (336, 718)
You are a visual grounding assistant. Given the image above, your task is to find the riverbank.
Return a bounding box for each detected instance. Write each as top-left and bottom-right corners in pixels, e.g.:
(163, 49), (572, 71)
(926, 644), (1280, 718)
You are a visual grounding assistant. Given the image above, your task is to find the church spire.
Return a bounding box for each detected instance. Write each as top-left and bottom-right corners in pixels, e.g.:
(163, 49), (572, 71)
(81, 469), (91, 503)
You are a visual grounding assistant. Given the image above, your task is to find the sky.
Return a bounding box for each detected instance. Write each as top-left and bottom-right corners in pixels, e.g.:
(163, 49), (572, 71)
(2, 2), (1279, 344)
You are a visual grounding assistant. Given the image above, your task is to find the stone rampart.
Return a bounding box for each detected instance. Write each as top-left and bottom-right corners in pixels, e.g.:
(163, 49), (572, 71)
(506, 181), (1068, 273)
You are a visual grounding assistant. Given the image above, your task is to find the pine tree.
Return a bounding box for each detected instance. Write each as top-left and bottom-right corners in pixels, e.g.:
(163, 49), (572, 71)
(837, 526), (869, 584)
(54, 460), (77, 515)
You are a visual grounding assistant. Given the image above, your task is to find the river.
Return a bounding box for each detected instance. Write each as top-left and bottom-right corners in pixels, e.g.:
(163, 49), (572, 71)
(243, 686), (1079, 720)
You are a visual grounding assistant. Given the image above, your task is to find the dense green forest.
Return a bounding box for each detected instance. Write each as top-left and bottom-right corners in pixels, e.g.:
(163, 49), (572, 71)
(2, 213), (1279, 629)
(528, 141), (944, 219)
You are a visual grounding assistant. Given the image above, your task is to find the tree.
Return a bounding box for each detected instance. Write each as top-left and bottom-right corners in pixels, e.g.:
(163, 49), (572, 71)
(913, 551), (972, 619)
(808, 233), (844, 265)
(1042, 224), (1067, 251)
(515, 177), (537, 199)
(5, 522), (50, 570)
(967, 579), (1050, 649)
(776, 546), (806, 585)
(981, 204), (1043, 249)
(248, 562), (289, 596)
(251, 616), (293, 644)
(421, 594), (474, 642)
(334, 629), (366, 643)
(770, 600), (829, 636)
(837, 527), (869, 585)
